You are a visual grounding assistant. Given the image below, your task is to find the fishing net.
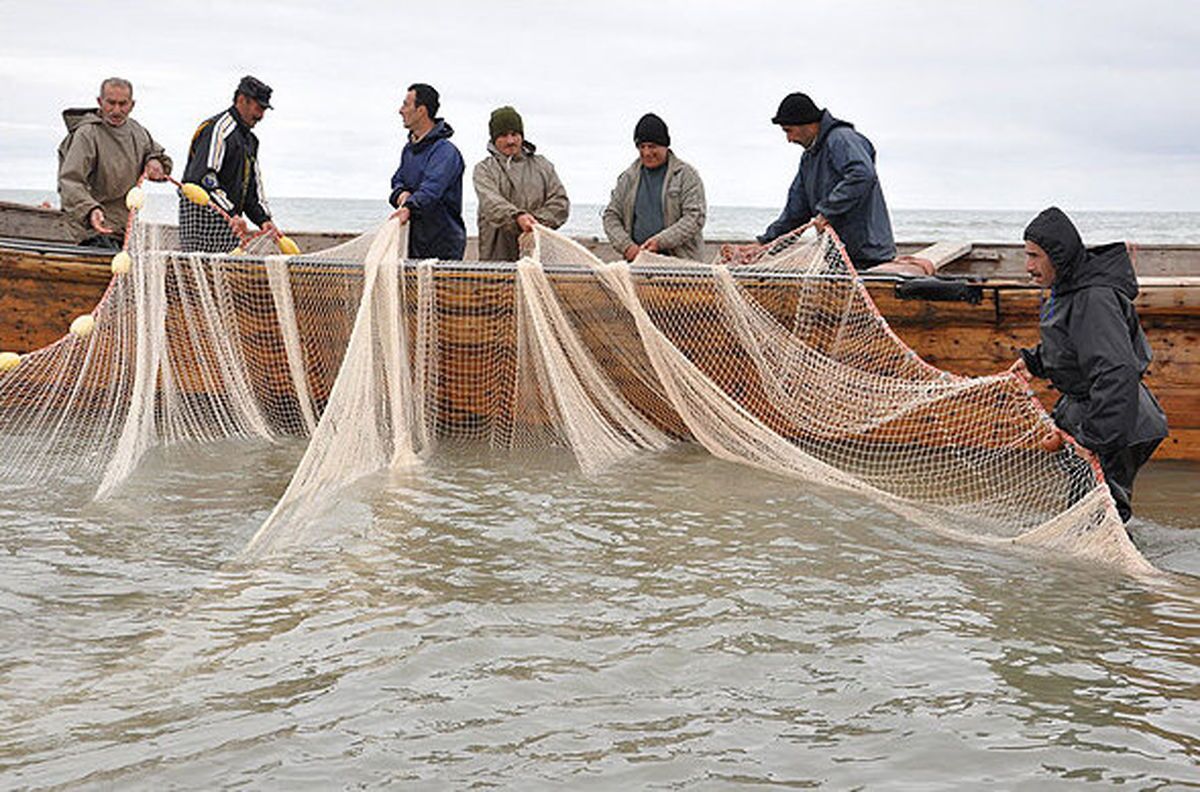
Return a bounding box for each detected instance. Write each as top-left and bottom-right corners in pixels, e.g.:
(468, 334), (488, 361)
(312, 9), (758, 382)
(0, 187), (1156, 574)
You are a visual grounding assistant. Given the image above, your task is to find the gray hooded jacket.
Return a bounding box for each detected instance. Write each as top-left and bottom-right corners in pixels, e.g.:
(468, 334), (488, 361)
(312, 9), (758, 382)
(473, 139), (569, 261)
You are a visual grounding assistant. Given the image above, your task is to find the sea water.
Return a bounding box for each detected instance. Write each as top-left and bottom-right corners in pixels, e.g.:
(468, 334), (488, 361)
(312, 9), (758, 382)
(0, 440), (1197, 789)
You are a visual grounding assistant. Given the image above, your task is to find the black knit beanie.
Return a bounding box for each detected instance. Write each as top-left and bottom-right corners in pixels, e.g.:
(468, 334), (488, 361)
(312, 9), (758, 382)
(634, 113), (670, 147)
(771, 92), (823, 125)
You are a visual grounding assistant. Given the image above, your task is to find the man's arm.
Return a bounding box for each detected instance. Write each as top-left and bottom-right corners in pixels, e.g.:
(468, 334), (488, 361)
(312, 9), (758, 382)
(184, 116), (237, 214)
(58, 128), (103, 228)
(1072, 289), (1142, 454)
(602, 171), (636, 259)
(814, 131), (877, 220)
(531, 161), (570, 229)
(759, 167), (812, 243)
(404, 142), (463, 213)
(142, 126), (172, 181)
(244, 155), (271, 227)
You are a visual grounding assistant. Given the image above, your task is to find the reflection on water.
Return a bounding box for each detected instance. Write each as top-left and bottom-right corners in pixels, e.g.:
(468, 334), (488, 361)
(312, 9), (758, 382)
(0, 441), (1197, 789)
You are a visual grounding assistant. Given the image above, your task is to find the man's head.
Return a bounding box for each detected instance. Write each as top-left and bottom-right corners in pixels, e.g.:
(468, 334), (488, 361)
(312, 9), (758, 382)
(233, 75), (272, 128)
(489, 106), (524, 157)
(772, 92), (823, 149)
(96, 78), (134, 127)
(634, 113), (670, 169)
(1023, 206), (1085, 288)
(401, 83), (439, 132)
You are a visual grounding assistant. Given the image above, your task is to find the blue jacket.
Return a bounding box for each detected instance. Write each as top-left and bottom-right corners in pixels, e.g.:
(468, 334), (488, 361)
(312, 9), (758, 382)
(389, 119), (466, 259)
(759, 110), (895, 266)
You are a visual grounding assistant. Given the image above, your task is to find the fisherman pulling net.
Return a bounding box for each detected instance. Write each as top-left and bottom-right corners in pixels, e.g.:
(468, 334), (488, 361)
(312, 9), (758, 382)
(0, 184), (1157, 575)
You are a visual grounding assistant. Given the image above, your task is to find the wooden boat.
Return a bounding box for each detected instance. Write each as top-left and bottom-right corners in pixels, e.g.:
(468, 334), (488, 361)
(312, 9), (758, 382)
(3, 203), (1198, 461)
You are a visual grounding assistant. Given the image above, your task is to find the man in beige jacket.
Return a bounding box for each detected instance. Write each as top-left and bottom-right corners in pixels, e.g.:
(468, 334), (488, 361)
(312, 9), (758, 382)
(472, 106), (569, 261)
(57, 77), (171, 248)
(602, 113), (705, 262)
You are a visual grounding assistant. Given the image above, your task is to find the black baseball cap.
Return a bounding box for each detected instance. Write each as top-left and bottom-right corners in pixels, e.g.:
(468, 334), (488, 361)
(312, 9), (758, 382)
(236, 75), (273, 109)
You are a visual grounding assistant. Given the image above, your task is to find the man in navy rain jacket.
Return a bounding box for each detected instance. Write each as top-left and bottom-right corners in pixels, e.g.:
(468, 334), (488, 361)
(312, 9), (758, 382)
(389, 83), (466, 260)
(759, 92), (895, 268)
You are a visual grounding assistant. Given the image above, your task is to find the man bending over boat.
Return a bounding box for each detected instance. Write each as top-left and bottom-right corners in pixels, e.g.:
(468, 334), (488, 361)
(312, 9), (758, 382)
(179, 76), (278, 253)
(57, 77), (172, 249)
(602, 113), (706, 262)
(473, 106), (569, 261)
(389, 83), (466, 260)
(746, 92), (898, 271)
(1011, 207), (1168, 523)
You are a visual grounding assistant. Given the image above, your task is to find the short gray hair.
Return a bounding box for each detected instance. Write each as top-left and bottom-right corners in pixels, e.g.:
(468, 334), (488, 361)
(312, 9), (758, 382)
(99, 77), (133, 97)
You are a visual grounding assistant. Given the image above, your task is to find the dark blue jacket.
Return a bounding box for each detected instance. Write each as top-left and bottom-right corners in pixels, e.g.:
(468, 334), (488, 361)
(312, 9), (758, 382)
(759, 110), (895, 266)
(389, 119), (466, 259)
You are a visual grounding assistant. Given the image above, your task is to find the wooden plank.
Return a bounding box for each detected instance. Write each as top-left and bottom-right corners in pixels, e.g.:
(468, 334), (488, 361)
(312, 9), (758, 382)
(909, 241), (972, 270)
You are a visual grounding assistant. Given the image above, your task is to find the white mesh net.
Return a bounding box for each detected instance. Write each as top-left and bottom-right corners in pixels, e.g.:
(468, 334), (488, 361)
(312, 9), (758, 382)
(0, 190), (1157, 575)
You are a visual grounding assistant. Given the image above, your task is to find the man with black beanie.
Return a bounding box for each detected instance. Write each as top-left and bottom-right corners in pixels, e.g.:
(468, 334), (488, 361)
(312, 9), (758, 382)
(758, 92), (895, 268)
(603, 112), (706, 262)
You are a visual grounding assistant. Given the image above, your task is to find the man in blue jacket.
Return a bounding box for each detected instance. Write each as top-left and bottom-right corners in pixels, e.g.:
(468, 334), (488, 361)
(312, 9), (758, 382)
(389, 83), (466, 259)
(759, 92), (895, 268)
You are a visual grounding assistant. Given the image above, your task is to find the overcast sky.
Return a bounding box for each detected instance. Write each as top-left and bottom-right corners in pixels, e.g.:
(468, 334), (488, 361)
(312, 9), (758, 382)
(2, 0), (1198, 212)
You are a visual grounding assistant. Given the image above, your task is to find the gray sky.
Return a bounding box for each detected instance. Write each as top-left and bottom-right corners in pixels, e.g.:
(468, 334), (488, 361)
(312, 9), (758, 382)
(2, 0), (1198, 210)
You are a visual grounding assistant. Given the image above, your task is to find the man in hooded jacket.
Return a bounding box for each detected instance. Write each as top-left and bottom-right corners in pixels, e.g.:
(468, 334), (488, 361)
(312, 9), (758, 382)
(389, 83), (466, 260)
(1014, 207), (1168, 523)
(57, 77), (172, 248)
(759, 92), (895, 268)
(473, 106), (569, 261)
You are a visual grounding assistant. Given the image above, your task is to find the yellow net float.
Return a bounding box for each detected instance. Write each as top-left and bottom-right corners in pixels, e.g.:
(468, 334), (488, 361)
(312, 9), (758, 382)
(180, 182), (210, 206)
(69, 314), (95, 339)
(277, 236), (301, 255)
(0, 351), (21, 372)
(111, 250), (132, 275)
(125, 186), (145, 210)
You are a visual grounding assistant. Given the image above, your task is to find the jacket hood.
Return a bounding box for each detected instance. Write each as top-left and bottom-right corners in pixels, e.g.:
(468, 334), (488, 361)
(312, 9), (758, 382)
(812, 110), (853, 150)
(486, 139), (537, 158)
(411, 118), (455, 152)
(1026, 207), (1138, 298)
(62, 107), (103, 133)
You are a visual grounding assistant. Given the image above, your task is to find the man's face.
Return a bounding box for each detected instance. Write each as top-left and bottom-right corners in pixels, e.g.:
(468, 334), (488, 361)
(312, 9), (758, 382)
(399, 90), (426, 130)
(782, 123), (819, 148)
(97, 85), (134, 127)
(234, 94), (266, 128)
(1025, 241), (1057, 287)
(494, 131), (523, 157)
(637, 142), (668, 169)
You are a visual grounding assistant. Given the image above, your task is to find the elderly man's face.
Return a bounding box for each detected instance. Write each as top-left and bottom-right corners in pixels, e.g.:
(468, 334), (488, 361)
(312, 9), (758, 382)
(1025, 241), (1057, 287)
(97, 84), (134, 127)
(494, 131), (523, 157)
(637, 142), (668, 169)
(782, 123), (819, 148)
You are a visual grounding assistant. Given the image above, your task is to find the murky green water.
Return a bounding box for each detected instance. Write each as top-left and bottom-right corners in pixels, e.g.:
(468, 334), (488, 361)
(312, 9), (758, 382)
(1, 441), (1197, 789)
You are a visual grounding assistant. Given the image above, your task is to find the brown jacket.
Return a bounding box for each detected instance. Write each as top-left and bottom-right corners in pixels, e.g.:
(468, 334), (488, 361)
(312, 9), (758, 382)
(602, 151), (706, 262)
(57, 108), (171, 242)
(473, 140), (569, 261)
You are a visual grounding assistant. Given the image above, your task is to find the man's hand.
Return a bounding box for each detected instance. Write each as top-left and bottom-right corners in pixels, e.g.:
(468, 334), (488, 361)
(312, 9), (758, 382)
(1041, 426), (1067, 453)
(229, 215), (250, 241)
(144, 159), (167, 182)
(623, 243), (640, 262)
(812, 214), (830, 232)
(516, 213), (537, 234)
(394, 190), (411, 208)
(260, 220), (280, 240)
(89, 207), (114, 234)
(640, 238), (660, 254)
(1008, 357), (1030, 381)
(390, 206), (411, 225)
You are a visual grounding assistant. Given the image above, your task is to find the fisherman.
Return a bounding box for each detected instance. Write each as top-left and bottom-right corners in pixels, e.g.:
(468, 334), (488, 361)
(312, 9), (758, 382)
(57, 77), (172, 249)
(1011, 207), (1168, 523)
(389, 83), (466, 260)
(472, 106), (569, 261)
(179, 75), (278, 252)
(757, 91), (896, 269)
(602, 113), (706, 262)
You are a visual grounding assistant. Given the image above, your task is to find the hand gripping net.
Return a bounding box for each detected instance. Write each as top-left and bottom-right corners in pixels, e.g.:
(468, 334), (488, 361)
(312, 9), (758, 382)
(0, 206), (1155, 575)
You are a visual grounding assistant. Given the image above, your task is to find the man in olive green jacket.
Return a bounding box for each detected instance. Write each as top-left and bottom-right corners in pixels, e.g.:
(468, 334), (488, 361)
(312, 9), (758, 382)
(57, 77), (172, 247)
(473, 106), (570, 261)
(602, 113), (706, 262)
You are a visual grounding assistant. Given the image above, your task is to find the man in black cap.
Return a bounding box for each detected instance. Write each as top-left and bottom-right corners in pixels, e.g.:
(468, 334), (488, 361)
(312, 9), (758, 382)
(179, 75), (277, 252)
(602, 112), (706, 262)
(757, 92), (895, 268)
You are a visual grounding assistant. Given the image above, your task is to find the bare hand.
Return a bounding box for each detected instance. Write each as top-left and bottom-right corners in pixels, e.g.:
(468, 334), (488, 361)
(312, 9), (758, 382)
(144, 159), (167, 182)
(229, 215), (250, 241)
(623, 243), (640, 262)
(390, 206), (411, 225)
(1041, 426), (1067, 453)
(516, 213), (537, 234)
(260, 220), (280, 240)
(89, 207), (114, 234)
(1008, 358), (1030, 381)
(640, 238), (660, 254)
(813, 214), (830, 233)
(394, 190), (411, 208)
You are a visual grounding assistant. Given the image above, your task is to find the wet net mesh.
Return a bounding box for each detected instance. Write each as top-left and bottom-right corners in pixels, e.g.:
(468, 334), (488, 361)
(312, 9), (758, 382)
(0, 191), (1156, 574)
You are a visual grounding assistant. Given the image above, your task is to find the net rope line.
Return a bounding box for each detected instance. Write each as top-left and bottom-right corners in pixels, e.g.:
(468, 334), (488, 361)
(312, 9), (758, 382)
(0, 186), (1157, 575)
